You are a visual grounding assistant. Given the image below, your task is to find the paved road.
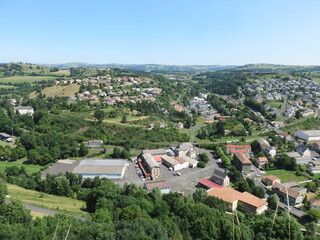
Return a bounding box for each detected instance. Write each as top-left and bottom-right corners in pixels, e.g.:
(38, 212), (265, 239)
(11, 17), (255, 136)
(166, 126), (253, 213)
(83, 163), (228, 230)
(277, 95), (287, 120)
(278, 202), (306, 218)
(5, 199), (89, 221)
(190, 123), (205, 143)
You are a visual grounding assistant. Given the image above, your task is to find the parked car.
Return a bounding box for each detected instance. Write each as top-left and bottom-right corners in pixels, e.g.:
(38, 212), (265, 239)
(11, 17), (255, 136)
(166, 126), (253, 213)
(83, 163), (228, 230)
(176, 172), (181, 176)
(168, 167), (173, 171)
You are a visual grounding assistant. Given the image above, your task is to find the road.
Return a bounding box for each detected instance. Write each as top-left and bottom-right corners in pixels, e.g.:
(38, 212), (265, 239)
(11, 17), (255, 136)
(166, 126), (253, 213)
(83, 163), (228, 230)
(5, 199), (89, 221)
(278, 202), (306, 218)
(190, 123), (204, 143)
(277, 95), (287, 119)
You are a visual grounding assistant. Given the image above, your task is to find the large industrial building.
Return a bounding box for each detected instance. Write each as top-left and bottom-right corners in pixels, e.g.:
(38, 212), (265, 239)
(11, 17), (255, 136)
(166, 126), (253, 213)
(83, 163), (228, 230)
(294, 130), (320, 141)
(72, 158), (128, 179)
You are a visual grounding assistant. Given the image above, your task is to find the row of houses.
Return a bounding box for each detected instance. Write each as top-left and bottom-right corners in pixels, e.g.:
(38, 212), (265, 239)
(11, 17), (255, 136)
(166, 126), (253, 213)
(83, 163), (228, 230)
(261, 175), (305, 206)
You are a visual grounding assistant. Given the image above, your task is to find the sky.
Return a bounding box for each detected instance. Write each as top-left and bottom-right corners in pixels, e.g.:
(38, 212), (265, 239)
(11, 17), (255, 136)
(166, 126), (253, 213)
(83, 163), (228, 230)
(0, 0), (320, 65)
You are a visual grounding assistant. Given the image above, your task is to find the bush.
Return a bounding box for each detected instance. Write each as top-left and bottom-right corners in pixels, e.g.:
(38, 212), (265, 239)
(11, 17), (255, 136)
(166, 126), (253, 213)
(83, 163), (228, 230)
(197, 161), (206, 168)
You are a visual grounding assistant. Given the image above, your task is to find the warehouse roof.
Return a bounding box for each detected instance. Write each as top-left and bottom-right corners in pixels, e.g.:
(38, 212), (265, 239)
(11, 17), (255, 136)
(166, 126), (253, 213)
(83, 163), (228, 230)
(73, 166), (125, 175)
(144, 180), (170, 191)
(295, 130), (320, 137)
(79, 159), (127, 166)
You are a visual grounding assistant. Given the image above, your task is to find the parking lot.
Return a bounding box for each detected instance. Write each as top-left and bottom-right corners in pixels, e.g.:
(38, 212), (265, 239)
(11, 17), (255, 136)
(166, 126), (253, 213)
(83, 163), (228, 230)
(118, 149), (226, 195)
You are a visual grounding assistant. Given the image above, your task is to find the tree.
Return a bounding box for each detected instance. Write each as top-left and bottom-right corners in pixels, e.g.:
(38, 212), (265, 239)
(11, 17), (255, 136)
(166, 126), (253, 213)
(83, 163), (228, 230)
(93, 110), (104, 121)
(267, 194), (279, 210)
(112, 147), (121, 158)
(193, 188), (207, 203)
(79, 143), (89, 157)
(0, 180), (8, 205)
(307, 209), (320, 221)
(121, 115), (127, 123)
(197, 161), (206, 168)
(198, 153), (209, 163)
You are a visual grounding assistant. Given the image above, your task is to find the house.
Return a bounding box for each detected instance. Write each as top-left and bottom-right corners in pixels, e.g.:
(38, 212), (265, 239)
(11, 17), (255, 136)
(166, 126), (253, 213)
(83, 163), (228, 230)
(198, 178), (222, 190)
(308, 166), (320, 174)
(261, 175), (281, 186)
(182, 156), (198, 168)
(7, 98), (17, 106)
(139, 153), (161, 180)
(255, 157), (268, 168)
(176, 122), (184, 129)
(226, 145), (252, 158)
(294, 130), (320, 141)
(312, 142), (320, 153)
(144, 180), (170, 194)
(233, 152), (252, 172)
(272, 182), (303, 206)
(161, 155), (188, 171)
(310, 199), (320, 210)
(174, 142), (196, 159)
(72, 159), (128, 179)
(0, 132), (11, 142)
(82, 140), (103, 148)
(296, 145), (311, 157)
(207, 186), (268, 215)
(15, 106), (34, 115)
(258, 139), (276, 157)
(211, 169), (230, 186)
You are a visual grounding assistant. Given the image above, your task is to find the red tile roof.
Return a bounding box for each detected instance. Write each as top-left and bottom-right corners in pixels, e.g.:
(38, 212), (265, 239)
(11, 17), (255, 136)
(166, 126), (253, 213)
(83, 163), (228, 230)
(153, 156), (163, 162)
(257, 157), (268, 163)
(145, 180), (169, 191)
(199, 179), (223, 189)
(234, 152), (252, 164)
(226, 145), (251, 149)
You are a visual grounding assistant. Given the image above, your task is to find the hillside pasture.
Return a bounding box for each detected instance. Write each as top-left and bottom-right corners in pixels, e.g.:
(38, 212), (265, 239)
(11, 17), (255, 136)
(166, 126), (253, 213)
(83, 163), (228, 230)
(7, 184), (90, 218)
(29, 84), (80, 98)
(0, 76), (61, 84)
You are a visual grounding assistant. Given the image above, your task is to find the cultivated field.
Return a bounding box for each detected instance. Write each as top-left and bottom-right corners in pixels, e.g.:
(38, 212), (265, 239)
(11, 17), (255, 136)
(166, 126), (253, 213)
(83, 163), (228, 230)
(30, 84), (80, 98)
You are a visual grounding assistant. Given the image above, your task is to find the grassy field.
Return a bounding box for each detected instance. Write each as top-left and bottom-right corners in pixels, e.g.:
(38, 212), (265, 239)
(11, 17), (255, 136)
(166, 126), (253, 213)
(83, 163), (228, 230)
(266, 169), (309, 183)
(0, 159), (43, 174)
(282, 117), (320, 133)
(0, 84), (18, 89)
(7, 184), (90, 218)
(0, 76), (61, 84)
(267, 101), (283, 108)
(30, 84), (80, 98)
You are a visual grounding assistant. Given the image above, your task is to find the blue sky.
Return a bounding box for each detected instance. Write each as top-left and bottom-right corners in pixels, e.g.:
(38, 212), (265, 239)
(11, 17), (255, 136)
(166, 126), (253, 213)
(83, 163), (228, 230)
(0, 0), (320, 65)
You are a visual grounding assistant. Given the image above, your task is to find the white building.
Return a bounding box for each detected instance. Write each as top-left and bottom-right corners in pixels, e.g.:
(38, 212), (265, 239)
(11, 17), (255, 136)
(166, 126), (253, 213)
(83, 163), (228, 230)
(72, 159), (128, 179)
(294, 130), (320, 141)
(15, 106), (34, 116)
(144, 180), (170, 194)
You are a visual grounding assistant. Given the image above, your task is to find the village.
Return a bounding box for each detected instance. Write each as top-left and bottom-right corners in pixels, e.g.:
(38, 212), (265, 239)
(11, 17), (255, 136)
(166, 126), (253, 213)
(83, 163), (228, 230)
(245, 78), (320, 119)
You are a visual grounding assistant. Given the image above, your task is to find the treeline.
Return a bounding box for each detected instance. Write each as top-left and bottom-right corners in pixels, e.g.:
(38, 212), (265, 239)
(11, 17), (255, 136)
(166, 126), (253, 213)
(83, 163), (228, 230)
(0, 170), (311, 240)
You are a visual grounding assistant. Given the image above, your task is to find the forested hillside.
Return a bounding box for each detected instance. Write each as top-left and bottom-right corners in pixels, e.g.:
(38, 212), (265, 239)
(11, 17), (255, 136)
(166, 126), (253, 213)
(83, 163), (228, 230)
(0, 175), (308, 240)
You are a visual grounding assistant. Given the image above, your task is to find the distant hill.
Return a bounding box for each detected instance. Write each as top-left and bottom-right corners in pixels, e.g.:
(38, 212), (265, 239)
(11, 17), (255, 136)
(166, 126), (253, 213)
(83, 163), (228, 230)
(41, 62), (238, 72)
(0, 62), (63, 78)
(231, 63), (320, 72)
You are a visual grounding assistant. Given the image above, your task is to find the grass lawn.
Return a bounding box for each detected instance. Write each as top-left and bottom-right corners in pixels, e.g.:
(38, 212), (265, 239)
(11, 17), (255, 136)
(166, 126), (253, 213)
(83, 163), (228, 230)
(266, 169), (309, 183)
(31, 211), (48, 219)
(213, 135), (268, 142)
(0, 140), (14, 147)
(195, 137), (212, 144)
(0, 159), (43, 175)
(267, 101), (283, 108)
(7, 184), (90, 218)
(29, 84), (80, 98)
(0, 76), (61, 84)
